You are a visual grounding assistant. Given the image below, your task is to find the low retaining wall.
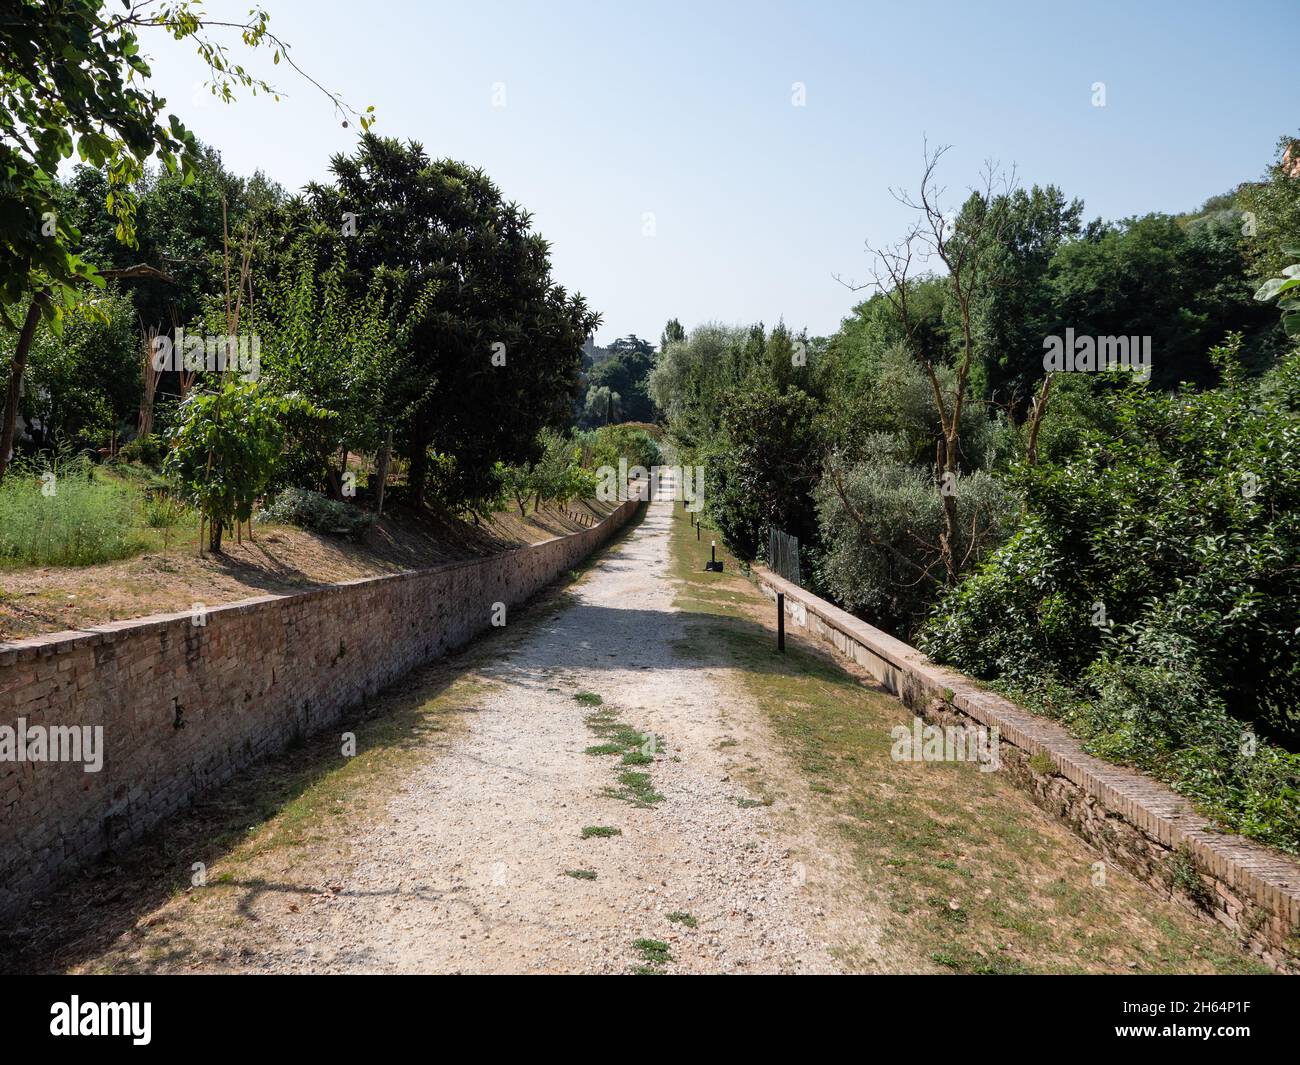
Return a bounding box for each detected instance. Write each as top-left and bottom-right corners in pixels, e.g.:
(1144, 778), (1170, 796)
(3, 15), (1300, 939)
(0, 500), (640, 918)
(752, 565), (1300, 972)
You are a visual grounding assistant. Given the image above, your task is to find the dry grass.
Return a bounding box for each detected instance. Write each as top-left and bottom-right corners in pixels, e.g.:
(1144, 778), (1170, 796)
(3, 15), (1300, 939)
(0, 496), (614, 640)
(666, 505), (1268, 974)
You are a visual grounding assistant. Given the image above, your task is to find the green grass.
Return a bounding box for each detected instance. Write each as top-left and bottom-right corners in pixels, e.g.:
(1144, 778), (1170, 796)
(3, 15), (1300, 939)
(605, 770), (664, 808)
(632, 938), (672, 969)
(666, 911), (698, 929)
(582, 704), (666, 807)
(574, 691), (604, 706)
(0, 457), (145, 567)
(564, 868), (597, 880)
(581, 826), (622, 839)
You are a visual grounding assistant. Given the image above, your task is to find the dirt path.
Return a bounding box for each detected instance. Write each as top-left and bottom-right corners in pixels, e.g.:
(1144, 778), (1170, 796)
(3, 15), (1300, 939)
(48, 491), (860, 975)
(240, 493), (848, 974)
(33, 488), (1263, 976)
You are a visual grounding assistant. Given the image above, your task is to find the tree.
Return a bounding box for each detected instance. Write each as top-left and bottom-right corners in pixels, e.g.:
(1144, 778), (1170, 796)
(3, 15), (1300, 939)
(293, 134), (600, 506)
(256, 244), (397, 494)
(961, 185), (1083, 408)
(0, 0), (371, 480)
(1047, 212), (1276, 388)
(24, 289), (140, 453)
(660, 317), (686, 354)
(164, 379), (327, 552)
(586, 334), (656, 422)
(1238, 132), (1300, 284)
(704, 382), (822, 560)
(839, 145), (1014, 585)
(579, 384), (621, 428)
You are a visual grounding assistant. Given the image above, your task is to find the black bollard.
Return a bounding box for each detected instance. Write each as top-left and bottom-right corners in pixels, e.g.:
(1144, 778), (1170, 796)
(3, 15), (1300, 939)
(776, 591), (785, 652)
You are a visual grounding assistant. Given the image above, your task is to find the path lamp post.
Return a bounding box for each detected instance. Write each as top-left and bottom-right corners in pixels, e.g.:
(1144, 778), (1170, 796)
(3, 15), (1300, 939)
(776, 591), (785, 652)
(705, 539), (724, 572)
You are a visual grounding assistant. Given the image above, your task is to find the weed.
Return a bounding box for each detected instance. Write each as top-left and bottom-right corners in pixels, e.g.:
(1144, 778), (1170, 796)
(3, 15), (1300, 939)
(633, 938), (672, 965)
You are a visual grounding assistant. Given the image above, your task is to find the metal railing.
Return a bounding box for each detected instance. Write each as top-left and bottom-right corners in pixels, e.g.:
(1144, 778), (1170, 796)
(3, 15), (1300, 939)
(768, 526), (801, 586)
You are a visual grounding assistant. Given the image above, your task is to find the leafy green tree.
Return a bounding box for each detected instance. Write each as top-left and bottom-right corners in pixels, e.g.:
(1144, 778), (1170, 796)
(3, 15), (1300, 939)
(24, 289), (139, 452)
(816, 434), (1016, 636)
(291, 134), (599, 507)
(0, 0), (370, 481)
(958, 185), (1083, 406)
(578, 384), (621, 428)
(648, 323), (768, 454)
(660, 318), (686, 353)
(1046, 212), (1276, 387)
(703, 382), (822, 560)
(256, 245), (397, 493)
(1238, 132), (1300, 283)
(164, 379), (327, 551)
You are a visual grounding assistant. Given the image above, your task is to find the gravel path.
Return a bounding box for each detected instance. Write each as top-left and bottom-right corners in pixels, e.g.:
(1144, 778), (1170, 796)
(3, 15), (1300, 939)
(254, 492), (843, 974)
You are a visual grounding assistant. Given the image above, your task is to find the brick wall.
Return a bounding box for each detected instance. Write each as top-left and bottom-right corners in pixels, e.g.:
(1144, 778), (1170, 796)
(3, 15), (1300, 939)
(0, 500), (639, 918)
(753, 564), (1300, 972)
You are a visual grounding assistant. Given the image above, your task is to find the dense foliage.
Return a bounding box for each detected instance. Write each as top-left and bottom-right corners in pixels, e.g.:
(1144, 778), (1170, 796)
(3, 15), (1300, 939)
(651, 139), (1300, 852)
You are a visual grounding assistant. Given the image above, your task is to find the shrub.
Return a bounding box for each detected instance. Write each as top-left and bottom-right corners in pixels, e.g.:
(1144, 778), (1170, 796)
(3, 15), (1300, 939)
(119, 433), (165, 468)
(815, 434), (1017, 636)
(703, 382), (822, 561)
(256, 487), (373, 540)
(165, 381), (330, 551)
(919, 341), (1300, 852)
(921, 343), (1300, 744)
(142, 489), (189, 530)
(577, 424), (662, 474)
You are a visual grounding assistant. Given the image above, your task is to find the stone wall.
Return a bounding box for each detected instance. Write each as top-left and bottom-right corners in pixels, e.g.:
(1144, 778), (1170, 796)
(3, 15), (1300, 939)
(0, 500), (640, 918)
(752, 565), (1300, 972)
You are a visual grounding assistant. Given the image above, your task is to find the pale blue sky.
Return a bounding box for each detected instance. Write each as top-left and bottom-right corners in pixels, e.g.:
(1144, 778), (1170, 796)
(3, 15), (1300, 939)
(142, 0), (1296, 343)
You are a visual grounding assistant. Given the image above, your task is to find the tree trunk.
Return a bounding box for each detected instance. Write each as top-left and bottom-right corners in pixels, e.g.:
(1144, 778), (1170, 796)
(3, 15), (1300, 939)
(939, 434), (959, 585)
(0, 295), (46, 482)
(1025, 373), (1053, 467)
(407, 425), (433, 506)
(375, 427), (392, 516)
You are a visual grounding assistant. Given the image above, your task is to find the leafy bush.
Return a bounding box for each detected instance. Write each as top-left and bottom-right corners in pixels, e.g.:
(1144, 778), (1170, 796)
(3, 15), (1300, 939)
(1002, 633), (1300, 855)
(577, 424), (662, 474)
(919, 341), (1300, 851)
(23, 289), (140, 453)
(0, 456), (141, 566)
(255, 487), (374, 540)
(165, 381), (329, 551)
(815, 434), (1018, 636)
(497, 430), (597, 516)
(922, 343), (1300, 743)
(119, 433), (165, 468)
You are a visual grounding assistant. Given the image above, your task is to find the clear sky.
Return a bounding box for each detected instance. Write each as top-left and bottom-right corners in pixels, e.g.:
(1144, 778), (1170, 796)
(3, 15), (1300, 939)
(140, 0), (1297, 345)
